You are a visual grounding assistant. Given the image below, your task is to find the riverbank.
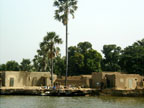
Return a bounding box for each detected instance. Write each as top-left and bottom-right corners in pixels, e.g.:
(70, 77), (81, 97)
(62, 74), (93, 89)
(0, 87), (41, 95)
(100, 89), (144, 97)
(0, 87), (144, 97)
(0, 87), (100, 96)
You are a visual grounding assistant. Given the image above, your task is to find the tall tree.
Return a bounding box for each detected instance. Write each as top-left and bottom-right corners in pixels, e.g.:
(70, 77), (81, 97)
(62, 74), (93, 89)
(0, 64), (6, 71)
(42, 32), (62, 85)
(20, 59), (31, 72)
(33, 32), (62, 85)
(85, 49), (102, 74)
(102, 44), (121, 71)
(69, 52), (84, 75)
(33, 55), (44, 72)
(44, 32), (62, 85)
(120, 39), (144, 75)
(68, 46), (78, 57)
(68, 42), (102, 75)
(54, 0), (78, 86)
(77, 42), (101, 74)
(54, 56), (65, 76)
(5, 61), (19, 71)
(77, 41), (92, 54)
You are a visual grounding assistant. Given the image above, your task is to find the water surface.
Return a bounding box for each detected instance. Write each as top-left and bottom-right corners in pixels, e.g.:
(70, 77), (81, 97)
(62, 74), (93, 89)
(0, 95), (144, 108)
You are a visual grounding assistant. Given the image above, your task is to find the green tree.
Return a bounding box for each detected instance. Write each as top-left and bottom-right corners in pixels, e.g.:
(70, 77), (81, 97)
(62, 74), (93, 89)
(33, 32), (62, 84)
(0, 64), (6, 71)
(77, 41), (92, 54)
(120, 39), (144, 75)
(77, 42), (101, 74)
(5, 61), (19, 71)
(102, 44), (121, 71)
(43, 32), (62, 85)
(69, 52), (84, 75)
(68, 41), (102, 75)
(37, 42), (50, 72)
(68, 46), (78, 57)
(54, 0), (78, 86)
(54, 56), (65, 76)
(20, 59), (31, 72)
(33, 55), (44, 72)
(85, 49), (102, 74)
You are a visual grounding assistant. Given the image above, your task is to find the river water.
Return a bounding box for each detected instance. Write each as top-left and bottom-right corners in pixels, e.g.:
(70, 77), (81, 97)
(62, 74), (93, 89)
(0, 95), (144, 108)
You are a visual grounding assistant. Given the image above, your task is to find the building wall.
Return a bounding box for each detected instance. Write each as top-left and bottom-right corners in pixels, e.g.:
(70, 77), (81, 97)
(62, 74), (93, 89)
(91, 72), (119, 88)
(2, 71), (57, 87)
(0, 79), (2, 87)
(91, 72), (102, 88)
(0, 72), (2, 87)
(55, 75), (92, 88)
(81, 75), (92, 88)
(115, 74), (142, 90)
(91, 72), (144, 90)
(105, 75), (115, 88)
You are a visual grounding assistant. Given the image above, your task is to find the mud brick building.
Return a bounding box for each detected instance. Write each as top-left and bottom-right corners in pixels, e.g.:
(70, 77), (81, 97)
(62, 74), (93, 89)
(0, 71), (57, 87)
(92, 72), (144, 90)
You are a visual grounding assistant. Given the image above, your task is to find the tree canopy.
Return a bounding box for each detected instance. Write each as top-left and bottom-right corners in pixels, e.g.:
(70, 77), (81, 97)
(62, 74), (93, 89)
(54, 0), (78, 25)
(68, 41), (102, 75)
(102, 44), (121, 71)
(1, 38), (144, 76)
(120, 39), (144, 75)
(54, 0), (78, 86)
(20, 59), (31, 72)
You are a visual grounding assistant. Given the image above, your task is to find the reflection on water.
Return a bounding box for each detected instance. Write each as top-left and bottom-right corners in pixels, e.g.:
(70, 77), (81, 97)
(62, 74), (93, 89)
(0, 95), (144, 108)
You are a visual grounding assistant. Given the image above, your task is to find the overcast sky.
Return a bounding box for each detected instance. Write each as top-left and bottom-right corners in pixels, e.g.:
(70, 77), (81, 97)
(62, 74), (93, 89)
(0, 0), (144, 64)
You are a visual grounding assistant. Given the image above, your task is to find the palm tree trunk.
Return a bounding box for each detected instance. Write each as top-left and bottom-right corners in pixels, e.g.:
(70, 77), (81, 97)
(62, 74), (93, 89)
(65, 21), (68, 87)
(51, 44), (53, 86)
(65, 1), (68, 87)
(51, 57), (53, 86)
(44, 59), (47, 71)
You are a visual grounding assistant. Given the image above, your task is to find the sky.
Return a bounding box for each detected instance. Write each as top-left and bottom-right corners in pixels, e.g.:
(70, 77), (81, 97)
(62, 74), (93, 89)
(0, 0), (144, 64)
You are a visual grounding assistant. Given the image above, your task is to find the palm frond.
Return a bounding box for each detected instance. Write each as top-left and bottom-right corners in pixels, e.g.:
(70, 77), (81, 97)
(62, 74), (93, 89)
(54, 1), (60, 7)
(54, 11), (61, 21)
(70, 9), (74, 18)
(53, 0), (78, 24)
(59, 6), (64, 12)
(72, 5), (78, 11)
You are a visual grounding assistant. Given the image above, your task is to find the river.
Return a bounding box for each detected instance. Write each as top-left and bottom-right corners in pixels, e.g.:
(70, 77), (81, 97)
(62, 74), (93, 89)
(0, 95), (144, 108)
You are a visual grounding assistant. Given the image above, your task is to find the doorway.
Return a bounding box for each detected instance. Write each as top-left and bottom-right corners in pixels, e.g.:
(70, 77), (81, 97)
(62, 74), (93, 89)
(10, 78), (14, 87)
(128, 79), (133, 89)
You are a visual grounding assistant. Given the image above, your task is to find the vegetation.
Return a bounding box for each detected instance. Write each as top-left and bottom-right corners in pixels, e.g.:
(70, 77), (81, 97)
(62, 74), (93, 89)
(54, 0), (78, 85)
(0, 61), (19, 71)
(102, 44), (121, 72)
(1, 38), (144, 76)
(120, 39), (144, 75)
(0, 1), (143, 76)
(20, 59), (31, 72)
(33, 32), (62, 85)
(68, 42), (102, 75)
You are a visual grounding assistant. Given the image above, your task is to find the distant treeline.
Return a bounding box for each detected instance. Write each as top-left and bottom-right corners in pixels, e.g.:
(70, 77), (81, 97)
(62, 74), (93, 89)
(0, 33), (144, 76)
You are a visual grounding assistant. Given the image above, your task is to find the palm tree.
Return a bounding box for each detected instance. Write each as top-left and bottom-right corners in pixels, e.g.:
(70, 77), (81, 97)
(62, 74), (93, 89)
(53, 0), (78, 86)
(43, 32), (62, 85)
